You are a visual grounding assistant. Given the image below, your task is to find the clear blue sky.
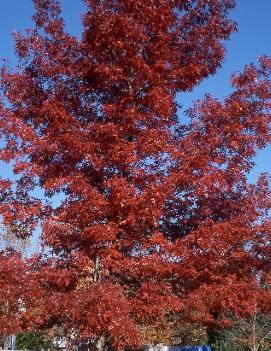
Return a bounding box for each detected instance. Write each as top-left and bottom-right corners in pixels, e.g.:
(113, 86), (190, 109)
(0, 0), (270, 183)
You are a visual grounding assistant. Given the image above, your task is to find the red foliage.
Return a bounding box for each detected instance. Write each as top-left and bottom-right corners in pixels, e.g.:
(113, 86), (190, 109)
(0, 0), (271, 348)
(0, 253), (26, 337)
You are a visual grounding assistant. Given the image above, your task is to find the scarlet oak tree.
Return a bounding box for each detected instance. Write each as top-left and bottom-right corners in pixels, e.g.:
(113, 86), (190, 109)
(0, 0), (271, 349)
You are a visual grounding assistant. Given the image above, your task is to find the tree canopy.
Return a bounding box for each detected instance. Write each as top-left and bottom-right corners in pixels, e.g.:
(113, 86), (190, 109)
(0, 0), (271, 349)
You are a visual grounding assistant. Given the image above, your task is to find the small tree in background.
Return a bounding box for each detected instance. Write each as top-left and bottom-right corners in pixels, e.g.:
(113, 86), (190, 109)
(0, 225), (29, 254)
(0, 253), (26, 343)
(215, 314), (271, 351)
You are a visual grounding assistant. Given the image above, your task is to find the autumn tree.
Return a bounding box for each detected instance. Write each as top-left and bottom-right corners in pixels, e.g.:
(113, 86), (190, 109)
(0, 0), (271, 349)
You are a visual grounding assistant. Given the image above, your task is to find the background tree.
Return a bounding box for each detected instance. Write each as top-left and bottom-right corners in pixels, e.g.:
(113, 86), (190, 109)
(216, 313), (271, 351)
(0, 253), (26, 343)
(140, 320), (208, 346)
(0, 224), (30, 254)
(0, 0), (271, 349)
(0, 222), (27, 344)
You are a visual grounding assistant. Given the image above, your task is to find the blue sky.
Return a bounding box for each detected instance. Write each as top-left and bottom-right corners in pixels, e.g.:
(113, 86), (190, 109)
(0, 0), (270, 183)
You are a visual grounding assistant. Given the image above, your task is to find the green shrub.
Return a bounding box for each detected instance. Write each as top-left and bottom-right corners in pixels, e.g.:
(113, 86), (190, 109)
(15, 331), (55, 351)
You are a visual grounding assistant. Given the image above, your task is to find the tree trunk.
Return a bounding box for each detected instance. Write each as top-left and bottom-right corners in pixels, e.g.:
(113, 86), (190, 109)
(94, 255), (100, 283)
(207, 324), (218, 346)
(96, 336), (106, 351)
